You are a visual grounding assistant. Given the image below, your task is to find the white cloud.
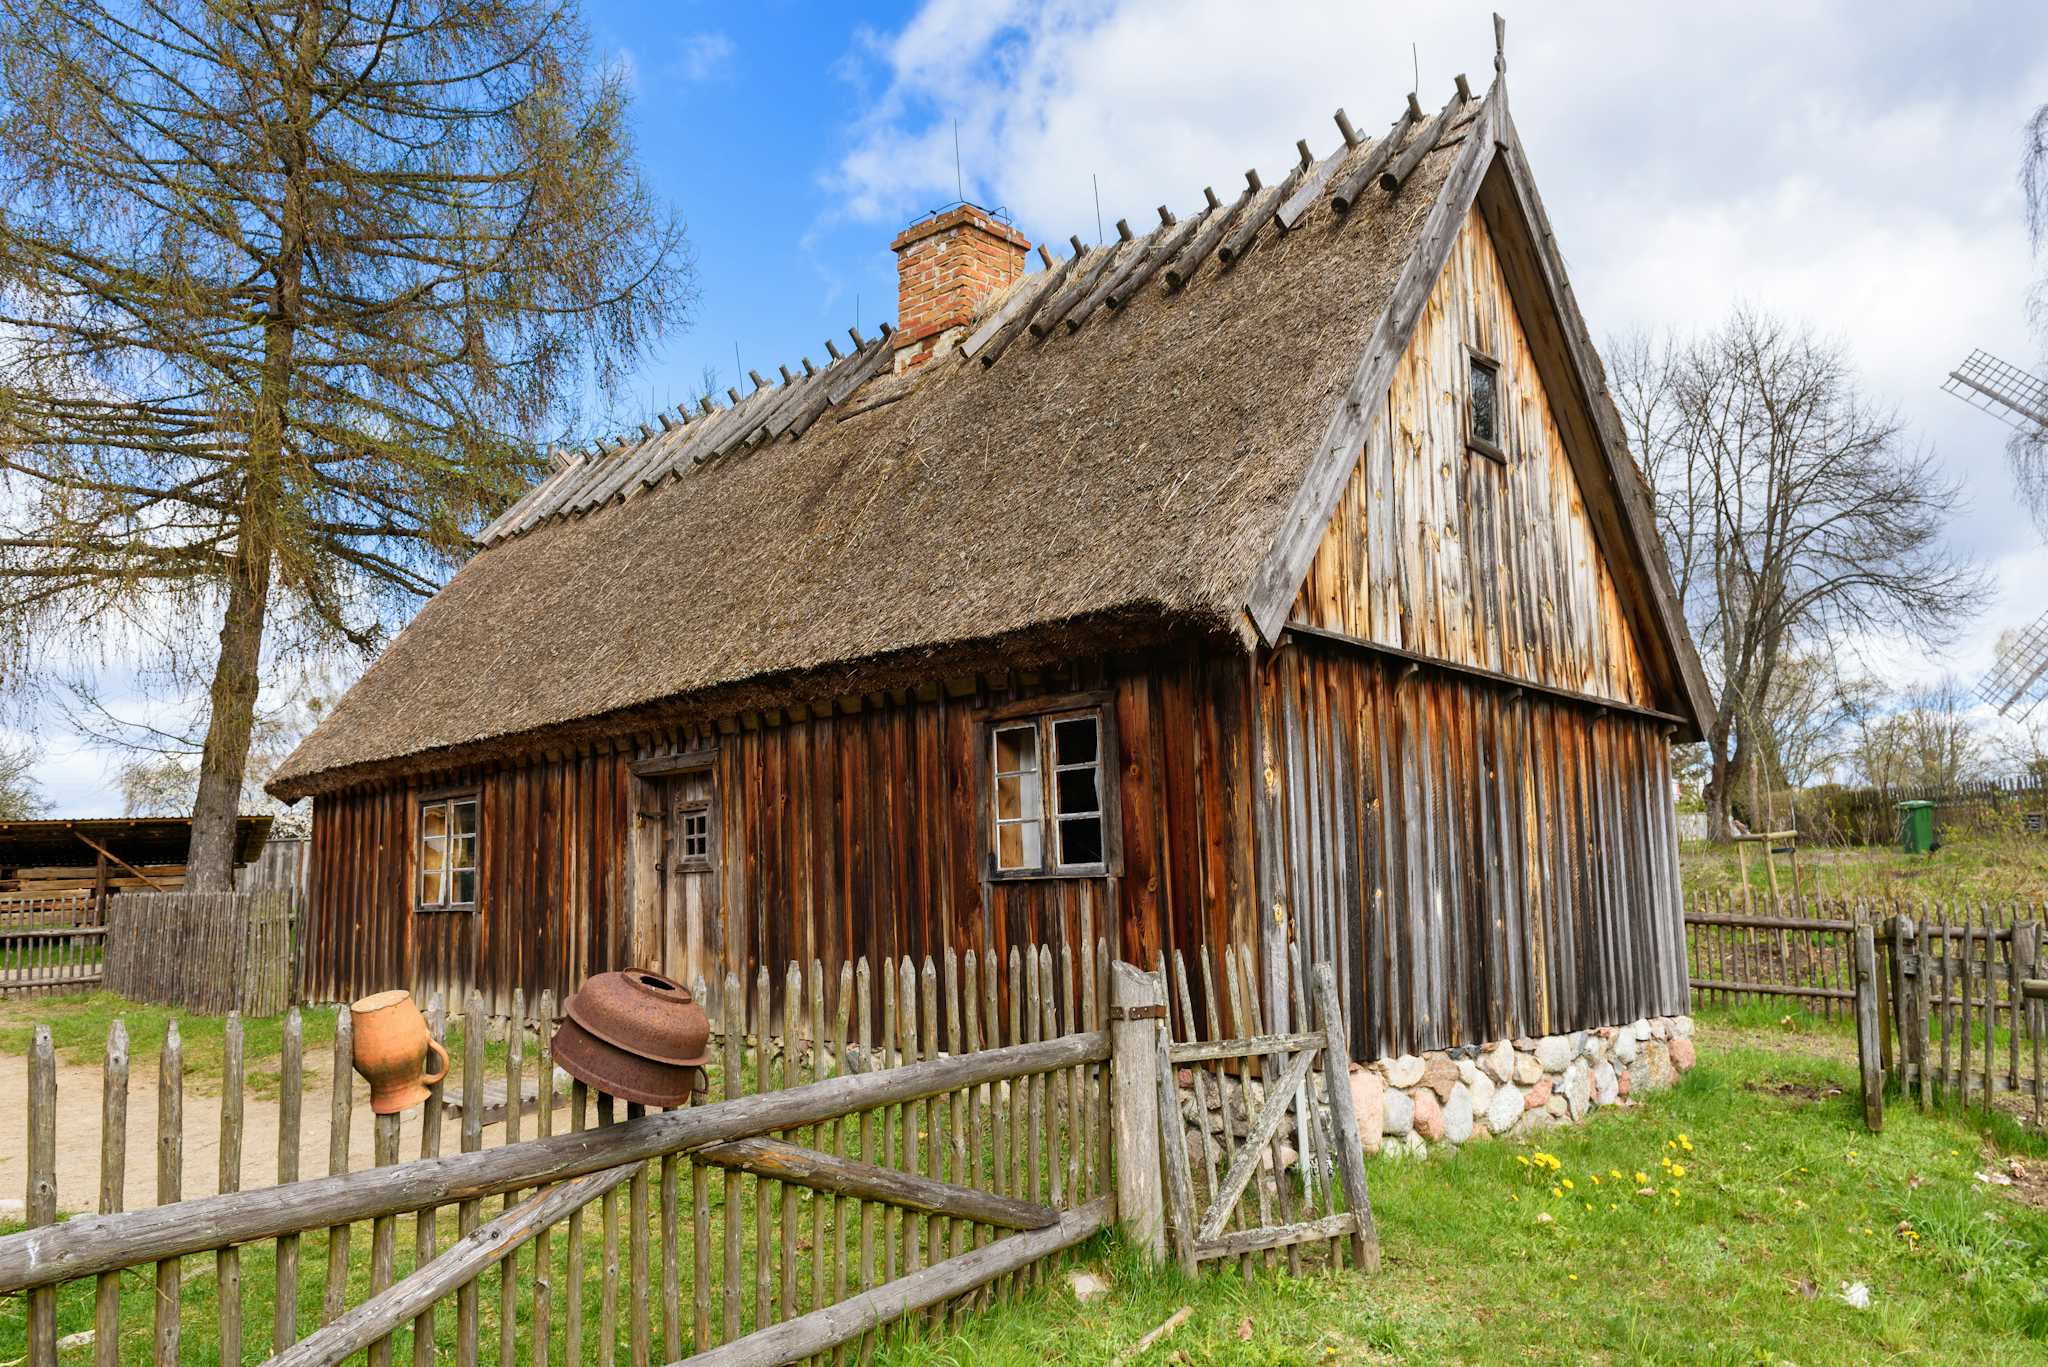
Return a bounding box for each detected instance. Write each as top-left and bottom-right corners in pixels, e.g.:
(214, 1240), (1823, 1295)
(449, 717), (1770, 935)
(672, 32), (736, 84)
(832, 0), (2048, 702)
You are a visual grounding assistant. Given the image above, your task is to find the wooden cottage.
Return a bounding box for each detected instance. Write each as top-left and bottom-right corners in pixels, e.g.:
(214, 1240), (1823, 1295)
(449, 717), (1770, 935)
(270, 63), (1712, 1060)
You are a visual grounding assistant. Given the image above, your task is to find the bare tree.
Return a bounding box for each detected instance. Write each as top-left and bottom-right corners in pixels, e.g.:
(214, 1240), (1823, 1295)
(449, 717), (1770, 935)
(0, 0), (693, 886)
(1612, 309), (1985, 838)
(0, 738), (46, 820)
(1849, 677), (1984, 793)
(2009, 104), (2048, 528)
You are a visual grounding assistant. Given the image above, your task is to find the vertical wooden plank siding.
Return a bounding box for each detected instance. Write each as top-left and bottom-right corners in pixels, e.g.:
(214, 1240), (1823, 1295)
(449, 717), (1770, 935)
(1256, 637), (1685, 1056)
(1290, 203), (1654, 713)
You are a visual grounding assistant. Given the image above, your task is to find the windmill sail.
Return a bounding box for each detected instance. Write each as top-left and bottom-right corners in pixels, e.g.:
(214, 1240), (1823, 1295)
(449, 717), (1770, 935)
(1944, 349), (2048, 435)
(1979, 609), (2048, 720)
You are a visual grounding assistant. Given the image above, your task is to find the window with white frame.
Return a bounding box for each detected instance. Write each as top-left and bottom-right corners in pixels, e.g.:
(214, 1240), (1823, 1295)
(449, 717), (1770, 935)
(988, 708), (1112, 877)
(418, 793), (478, 910)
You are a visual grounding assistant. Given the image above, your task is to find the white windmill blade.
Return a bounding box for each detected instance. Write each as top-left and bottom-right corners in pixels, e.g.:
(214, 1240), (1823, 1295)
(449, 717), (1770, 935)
(1978, 607), (2048, 720)
(1944, 349), (2048, 435)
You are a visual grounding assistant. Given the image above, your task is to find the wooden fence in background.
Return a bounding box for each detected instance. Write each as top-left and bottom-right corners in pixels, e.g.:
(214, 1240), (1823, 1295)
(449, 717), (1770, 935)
(0, 893), (104, 997)
(1682, 893), (2048, 1018)
(104, 891), (296, 1016)
(3, 940), (1124, 1365)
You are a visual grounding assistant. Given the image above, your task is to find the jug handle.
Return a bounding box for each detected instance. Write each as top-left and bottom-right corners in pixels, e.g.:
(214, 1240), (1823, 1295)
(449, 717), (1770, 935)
(422, 1037), (450, 1086)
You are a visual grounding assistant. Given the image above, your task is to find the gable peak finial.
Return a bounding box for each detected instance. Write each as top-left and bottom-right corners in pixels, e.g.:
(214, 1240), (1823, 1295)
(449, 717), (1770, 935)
(1494, 13), (1506, 75)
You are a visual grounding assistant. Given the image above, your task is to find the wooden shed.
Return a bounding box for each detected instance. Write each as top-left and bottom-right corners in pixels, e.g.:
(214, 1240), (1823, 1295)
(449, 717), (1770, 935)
(270, 64), (1711, 1060)
(0, 815), (274, 906)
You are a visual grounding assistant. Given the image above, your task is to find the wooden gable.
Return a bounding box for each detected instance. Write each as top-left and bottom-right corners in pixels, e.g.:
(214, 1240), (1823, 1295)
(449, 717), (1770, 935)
(1290, 204), (1653, 710)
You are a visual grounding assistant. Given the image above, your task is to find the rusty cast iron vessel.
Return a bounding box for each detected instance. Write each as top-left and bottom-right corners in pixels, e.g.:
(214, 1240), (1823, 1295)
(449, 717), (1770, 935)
(552, 969), (711, 1107)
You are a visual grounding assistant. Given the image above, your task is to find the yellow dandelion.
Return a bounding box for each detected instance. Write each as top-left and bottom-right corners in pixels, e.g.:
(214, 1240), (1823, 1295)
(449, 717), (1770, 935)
(1509, 1193), (1519, 1202)
(1634, 1171), (1649, 1186)
(1551, 1186), (1563, 1199)
(1562, 1178), (1575, 1190)
(1679, 1135), (1693, 1152)
(1568, 1273), (1578, 1282)
(1590, 1174), (1601, 1186)
(1607, 1203), (1617, 1211)
(1517, 1155), (1530, 1166)
(1670, 1163), (1686, 1178)
(1610, 1169), (1624, 1181)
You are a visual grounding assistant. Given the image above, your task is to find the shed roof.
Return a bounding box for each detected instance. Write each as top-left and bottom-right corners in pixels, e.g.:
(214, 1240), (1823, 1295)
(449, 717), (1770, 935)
(0, 816), (274, 870)
(273, 71), (1709, 800)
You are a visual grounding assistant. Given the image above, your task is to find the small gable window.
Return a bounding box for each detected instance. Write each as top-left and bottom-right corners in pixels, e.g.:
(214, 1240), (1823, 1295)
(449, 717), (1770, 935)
(987, 704), (1118, 878)
(1468, 350), (1504, 463)
(678, 801), (712, 870)
(418, 792), (478, 911)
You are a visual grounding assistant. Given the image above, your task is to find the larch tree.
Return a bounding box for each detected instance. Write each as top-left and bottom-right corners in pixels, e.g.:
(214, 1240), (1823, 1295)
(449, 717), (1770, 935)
(1612, 309), (1984, 840)
(0, 1), (691, 886)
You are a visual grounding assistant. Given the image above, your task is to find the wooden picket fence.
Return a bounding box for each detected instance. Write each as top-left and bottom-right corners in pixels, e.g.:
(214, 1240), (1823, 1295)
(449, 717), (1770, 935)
(1682, 892), (2048, 1019)
(3, 941), (1123, 1365)
(104, 890), (297, 1016)
(1847, 912), (2048, 1134)
(0, 893), (105, 997)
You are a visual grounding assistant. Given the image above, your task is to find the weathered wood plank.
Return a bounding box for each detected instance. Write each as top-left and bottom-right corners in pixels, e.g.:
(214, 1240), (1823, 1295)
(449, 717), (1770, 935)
(694, 1137), (1057, 1231)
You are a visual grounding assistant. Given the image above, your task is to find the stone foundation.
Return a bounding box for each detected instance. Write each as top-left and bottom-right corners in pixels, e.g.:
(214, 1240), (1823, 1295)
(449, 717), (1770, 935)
(1352, 1015), (1696, 1159)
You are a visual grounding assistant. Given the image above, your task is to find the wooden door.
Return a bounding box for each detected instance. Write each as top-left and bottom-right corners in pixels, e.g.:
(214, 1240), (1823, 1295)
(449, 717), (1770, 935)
(660, 771), (719, 990)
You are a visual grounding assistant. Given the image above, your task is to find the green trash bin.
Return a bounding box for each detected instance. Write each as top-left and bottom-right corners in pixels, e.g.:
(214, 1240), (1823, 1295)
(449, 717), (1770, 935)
(1898, 800), (1936, 855)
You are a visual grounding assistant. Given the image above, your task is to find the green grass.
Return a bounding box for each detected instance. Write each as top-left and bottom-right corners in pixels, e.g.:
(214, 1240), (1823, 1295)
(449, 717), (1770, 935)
(1681, 832), (2048, 905)
(875, 1038), (2048, 1365)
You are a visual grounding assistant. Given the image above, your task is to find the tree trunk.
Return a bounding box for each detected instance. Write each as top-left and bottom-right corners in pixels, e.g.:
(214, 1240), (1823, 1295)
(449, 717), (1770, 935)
(186, 539), (273, 890)
(185, 0), (318, 889)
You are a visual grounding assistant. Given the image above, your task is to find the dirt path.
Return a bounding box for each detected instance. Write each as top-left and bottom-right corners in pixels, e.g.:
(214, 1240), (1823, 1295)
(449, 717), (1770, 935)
(0, 1047), (569, 1217)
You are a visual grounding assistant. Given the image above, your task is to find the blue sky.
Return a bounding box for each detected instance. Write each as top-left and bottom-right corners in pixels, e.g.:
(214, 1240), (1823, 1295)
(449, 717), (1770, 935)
(30, 0), (2048, 813)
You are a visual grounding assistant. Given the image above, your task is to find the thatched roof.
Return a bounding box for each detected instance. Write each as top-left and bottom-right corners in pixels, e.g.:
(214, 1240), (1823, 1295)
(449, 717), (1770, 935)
(272, 73), (1706, 800)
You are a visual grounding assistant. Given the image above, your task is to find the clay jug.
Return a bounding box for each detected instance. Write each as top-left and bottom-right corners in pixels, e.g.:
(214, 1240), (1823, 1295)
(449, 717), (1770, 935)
(350, 989), (449, 1114)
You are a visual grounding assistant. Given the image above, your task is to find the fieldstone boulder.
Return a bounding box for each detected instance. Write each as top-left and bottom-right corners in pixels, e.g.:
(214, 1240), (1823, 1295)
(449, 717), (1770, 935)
(1443, 1082), (1474, 1144)
(1534, 1036), (1574, 1073)
(1383, 1086), (1415, 1138)
(1456, 1058), (1482, 1088)
(1411, 1088), (1445, 1142)
(1468, 1071), (1496, 1120)
(1513, 1051), (1545, 1087)
(1616, 1068), (1632, 1099)
(1561, 1061), (1592, 1120)
(1481, 1039), (1517, 1084)
(1644, 1040), (1678, 1090)
(1421, 1054), (1460, 1102)
(1545, 1092), (1568, 1119)
(1669, 1037), (1697, 1073)
(1611, 1030), (1639, 1064)
(1485, 1081), (1524, 1134)
(1383, 1054), (1426, 1089)
(1632, 1018), (1652, 1041)
(1672, 1015), (1695, 1039)
(1349, 1066), (1386, 1155)
(1524, 1076), (1553, 1110)
(1581, 1033), (1608, 1064)
(1403, 1131), (1429, 1160)
(1650, 1019), (1669, 1040)
(1593, 1060), (1618, 1106)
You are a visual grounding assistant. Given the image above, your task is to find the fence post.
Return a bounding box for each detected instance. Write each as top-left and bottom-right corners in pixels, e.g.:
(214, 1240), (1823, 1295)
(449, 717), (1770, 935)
(1109, 960), (1167, 1264)
(1853, 924), (1885, 1132)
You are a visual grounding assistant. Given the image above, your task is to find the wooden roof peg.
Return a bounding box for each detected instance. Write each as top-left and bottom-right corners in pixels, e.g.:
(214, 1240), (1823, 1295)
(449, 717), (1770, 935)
(1406, 92), (1424, 120)
(801, 357), (816, 376)
(1164, 180), (1253, 289)
(779, 364), (795, 384)
(1222, 153), (1304, 268)
(848, 327), (866, 347)
(1243, 168), (1262, 192)
(656, 414), (675, 432)
(748, 369), (769, 390)
(1295, 139), (1313, 167)
(1115, 218), (1134, 242)
(1156, 204), (1176, 226)
(1037, 243), (1054, 268)
(725, 387), (741, 403)
(638, 423), (655, 439)
(1069, 234), (1086, 255)
(698, 396), (716, 415)
(825, 338), (844, 361)
(1334, 108), (1361, 148)
(1204, 186), (1222, 210)
(1330, 103), (1419, 213)
(1454, 73), (1472, 103)
(1378, 86), (1463, 193)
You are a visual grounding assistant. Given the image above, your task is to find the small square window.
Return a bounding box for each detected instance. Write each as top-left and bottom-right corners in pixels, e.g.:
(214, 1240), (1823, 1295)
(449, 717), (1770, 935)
(1468, 352), (1505, 462)
(678, 803), (712, 869)
(418, 794), (478, 911)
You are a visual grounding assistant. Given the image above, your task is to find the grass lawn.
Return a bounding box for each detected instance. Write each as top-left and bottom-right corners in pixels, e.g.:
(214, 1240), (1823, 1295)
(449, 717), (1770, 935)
(876, 1013), (2048, 1365)
(6, 1007), (2046, 1363)
(1679, 832), (2048, 906)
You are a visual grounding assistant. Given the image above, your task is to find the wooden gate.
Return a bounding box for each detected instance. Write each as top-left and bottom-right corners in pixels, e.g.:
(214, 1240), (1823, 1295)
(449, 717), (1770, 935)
(0, 892), (103, 996)
(1124, 947), (1378, 1275)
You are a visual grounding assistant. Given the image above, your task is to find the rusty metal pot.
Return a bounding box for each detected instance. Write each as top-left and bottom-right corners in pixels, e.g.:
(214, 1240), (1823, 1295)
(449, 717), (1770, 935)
(549, 1017), (701, 1107)
(566, 969), (712, 1067)
(553, 968), (712, 1105)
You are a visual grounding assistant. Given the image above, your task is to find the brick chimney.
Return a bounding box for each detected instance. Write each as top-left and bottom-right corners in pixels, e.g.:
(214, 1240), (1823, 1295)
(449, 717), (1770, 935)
(890, 204), (1031, 372)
